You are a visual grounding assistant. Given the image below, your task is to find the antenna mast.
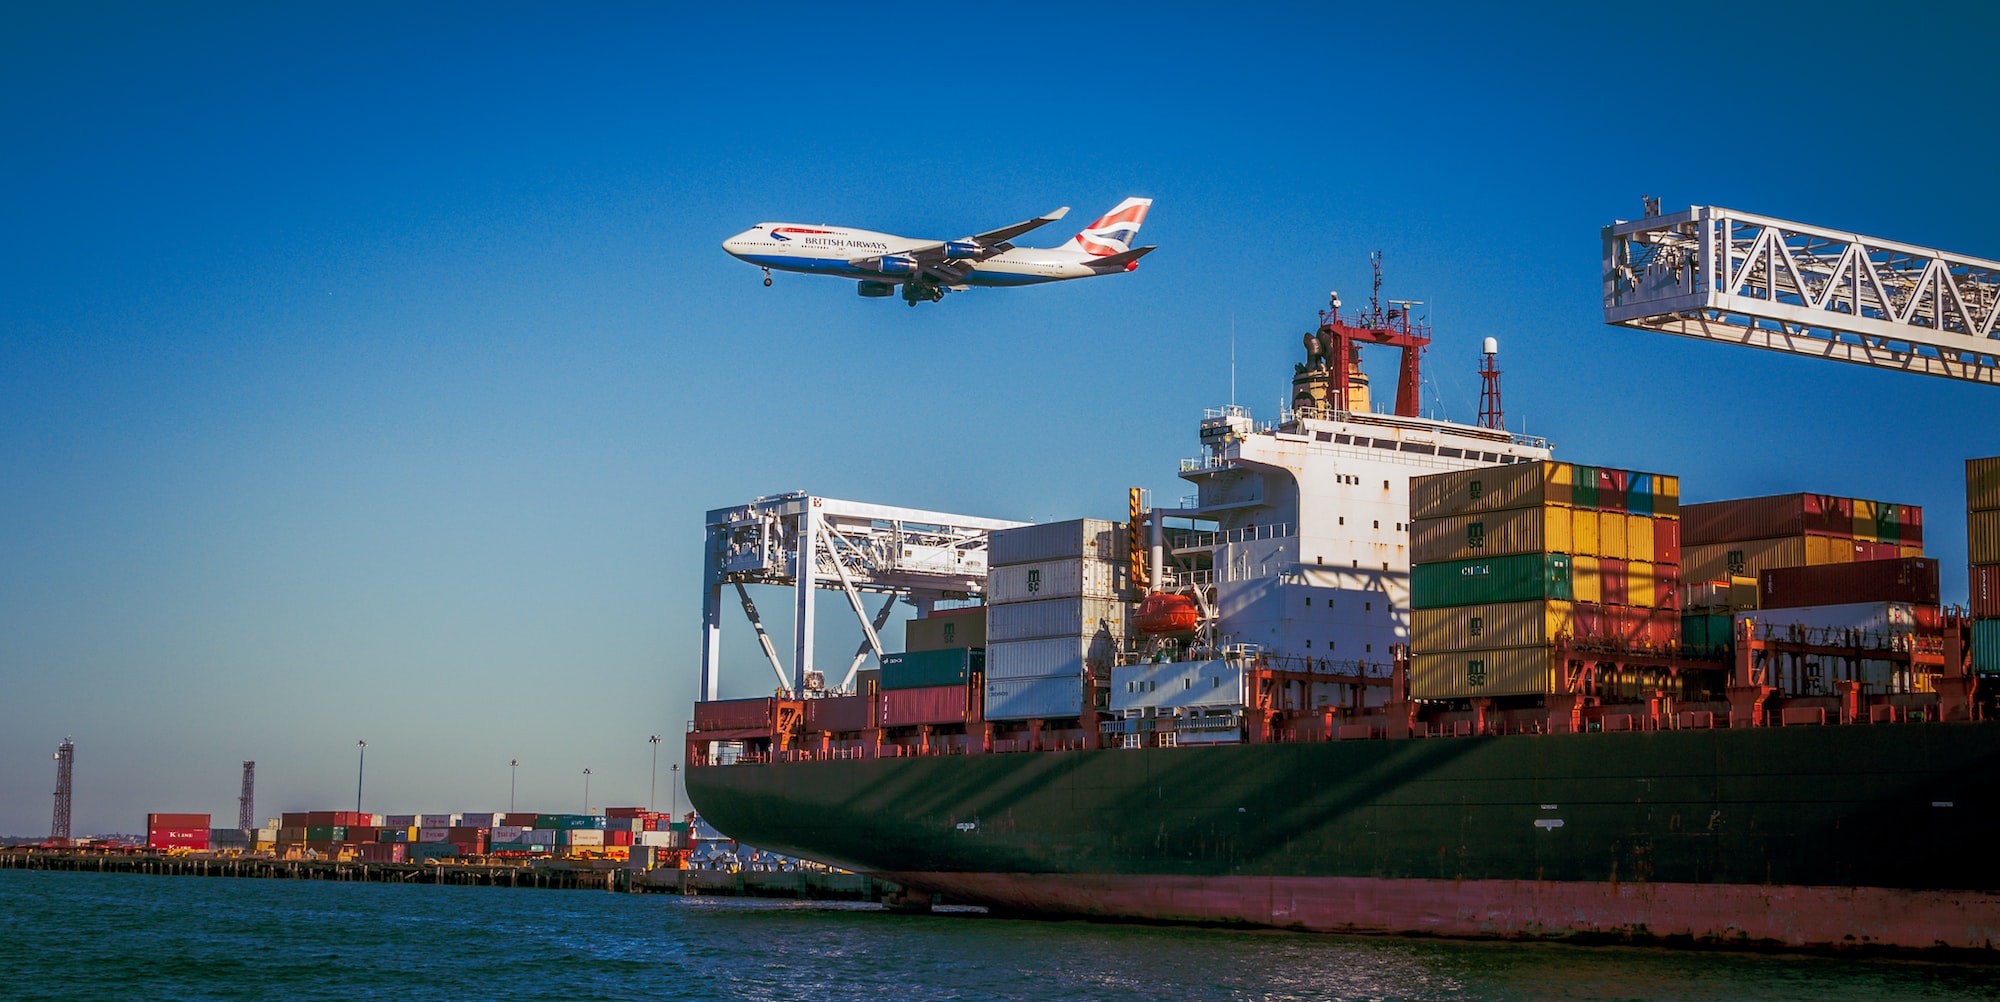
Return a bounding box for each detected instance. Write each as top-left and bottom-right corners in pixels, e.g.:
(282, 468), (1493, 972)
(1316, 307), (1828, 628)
(1477, 338), (1505, 430)
(51, 738), (74, 846)
(239, 761), (256, 831)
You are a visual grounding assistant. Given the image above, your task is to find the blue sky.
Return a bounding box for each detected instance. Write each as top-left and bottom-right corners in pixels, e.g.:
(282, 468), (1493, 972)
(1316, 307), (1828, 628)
(4, 3), (1997, 835)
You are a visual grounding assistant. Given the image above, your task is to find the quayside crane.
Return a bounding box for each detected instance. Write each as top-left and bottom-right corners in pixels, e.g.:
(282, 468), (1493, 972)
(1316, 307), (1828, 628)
(1603, 199), (2000, 384)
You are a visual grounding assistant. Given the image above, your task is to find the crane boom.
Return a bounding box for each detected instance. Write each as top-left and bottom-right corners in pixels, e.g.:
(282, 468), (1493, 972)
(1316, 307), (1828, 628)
(1603, 203), (2000, 384)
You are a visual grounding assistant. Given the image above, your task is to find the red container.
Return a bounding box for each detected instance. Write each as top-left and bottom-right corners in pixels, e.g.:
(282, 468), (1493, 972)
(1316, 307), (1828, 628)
(806, 694), (874, 732)
(503, 812), (540, 827)
(146, 827), (209, 850)
(1758, 557), (1940, 610)
(147, 813), (209, 829)
(1596, 468), (1628, 513)
(1973, 565), (2000, 619)
(359, 843), (406, 863)
(446, 826), (487, 842)
(879, 683), (980, 727)
(281, 813), (312, 828)
(605, 807), (645, 819)
(1682, 494), (1852, 544)
(1600, 558), (1630, 606)
(609, 830), (633, 847)
(692, 697), (788, 732)
(1858, 541), (1900, 561)
(1901, 504), (1924, 545)
(1655, 565), (1682, 610)
(347, 827), (378, 844)
(1652, 517), (1681, 567)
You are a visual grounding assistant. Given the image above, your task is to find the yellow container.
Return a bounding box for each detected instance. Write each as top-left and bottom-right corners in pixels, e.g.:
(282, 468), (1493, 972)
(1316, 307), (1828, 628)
(1968, 457), (2000, 513)
(1972, 510), (2000, 565)
(1410, 506), (1574, 564)
(1852, 499), (1879, 543)
(1572, 555), (1602, 604)
(1628, 560), (1656, 608)
(1682, 536), (1821, 583)
(1411, 462), (1573, 521)
(1898, 543), (1924, 559)
(1626, 514), (1655, 563)
(1411, 600), (1575, 654)
(1652, 475), (1683, 519)
(1412, 645), (1554, 700)
(1600, 511), (1628, 560)
(1729, 576), (1758, 610)
(1571, 509), (1599, 557)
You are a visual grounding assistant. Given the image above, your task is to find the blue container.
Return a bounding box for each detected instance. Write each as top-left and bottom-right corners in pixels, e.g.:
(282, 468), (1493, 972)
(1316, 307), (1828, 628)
(1627, 473), (1655, 518)
(1974, 619), (2000, 674)
(881, 648), (983, 690)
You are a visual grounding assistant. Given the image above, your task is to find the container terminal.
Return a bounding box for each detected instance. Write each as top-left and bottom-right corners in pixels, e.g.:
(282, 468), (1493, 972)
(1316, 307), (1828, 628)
(684, 202), (2000, 953)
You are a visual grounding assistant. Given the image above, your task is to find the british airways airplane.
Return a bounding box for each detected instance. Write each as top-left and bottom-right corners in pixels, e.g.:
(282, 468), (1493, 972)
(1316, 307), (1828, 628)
(721, 198), (1154, 305)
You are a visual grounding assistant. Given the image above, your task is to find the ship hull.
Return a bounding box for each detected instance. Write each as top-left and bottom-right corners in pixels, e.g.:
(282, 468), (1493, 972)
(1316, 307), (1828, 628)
(687, 723), (2000, 952)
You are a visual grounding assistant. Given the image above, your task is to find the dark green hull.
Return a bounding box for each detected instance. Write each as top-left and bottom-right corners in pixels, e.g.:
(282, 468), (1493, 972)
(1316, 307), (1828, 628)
(688, 723), (2000, 950)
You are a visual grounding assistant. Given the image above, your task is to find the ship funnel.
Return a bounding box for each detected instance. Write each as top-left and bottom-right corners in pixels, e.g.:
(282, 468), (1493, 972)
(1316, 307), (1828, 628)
(1482, 336), (1498, 355)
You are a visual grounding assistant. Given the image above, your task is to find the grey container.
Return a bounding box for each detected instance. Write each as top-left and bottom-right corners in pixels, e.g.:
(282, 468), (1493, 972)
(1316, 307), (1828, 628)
(987, 596), (1129, 642)
(990, 518), (1130, 568)
(984, 673), (1087, 721)
(987, 636), (1122, 680)
(988, 558), (1126, 605)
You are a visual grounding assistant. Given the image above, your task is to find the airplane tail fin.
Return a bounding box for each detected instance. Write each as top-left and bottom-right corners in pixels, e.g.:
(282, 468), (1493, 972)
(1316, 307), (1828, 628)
(1054, 197), (1152, 257)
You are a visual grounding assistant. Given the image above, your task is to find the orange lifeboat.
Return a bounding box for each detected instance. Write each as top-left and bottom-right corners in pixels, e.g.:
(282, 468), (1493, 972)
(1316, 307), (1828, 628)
(1134, 592), (1200, 636)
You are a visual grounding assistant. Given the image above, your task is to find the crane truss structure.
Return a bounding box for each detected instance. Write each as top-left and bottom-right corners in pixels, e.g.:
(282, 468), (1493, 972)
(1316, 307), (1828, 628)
(1603, 205), (2000, 383)
(239, 761), (256, 831)
(700, 491), (1026, 700)
(51, 738), (73, 846)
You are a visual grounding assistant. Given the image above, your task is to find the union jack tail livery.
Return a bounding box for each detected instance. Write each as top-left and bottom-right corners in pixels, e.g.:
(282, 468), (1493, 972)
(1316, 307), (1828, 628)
(1069, 197), (1153, 257)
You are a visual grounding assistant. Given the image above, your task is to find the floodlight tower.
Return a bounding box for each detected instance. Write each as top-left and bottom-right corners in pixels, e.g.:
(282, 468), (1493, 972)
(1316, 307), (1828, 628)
(1476, 337), (1505, 430)
(238, 761), (256, 831)
(51, 738), (74, 846)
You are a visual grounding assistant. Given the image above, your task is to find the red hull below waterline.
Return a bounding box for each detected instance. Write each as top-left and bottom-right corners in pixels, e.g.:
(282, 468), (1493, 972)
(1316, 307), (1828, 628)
(880, 871), (2000, 952)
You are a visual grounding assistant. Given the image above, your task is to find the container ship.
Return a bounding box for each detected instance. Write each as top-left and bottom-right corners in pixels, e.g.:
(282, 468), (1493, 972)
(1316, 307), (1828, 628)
(684, 279), (2000, 953)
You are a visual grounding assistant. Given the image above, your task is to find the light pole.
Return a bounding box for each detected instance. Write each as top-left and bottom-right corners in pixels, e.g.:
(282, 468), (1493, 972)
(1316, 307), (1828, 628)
(648, 735), (662, 812)
(670, 764), (680, 823)
(355, 740), (366, 815)
(582, 768), (591, 814)
(509, 759), (519, 812)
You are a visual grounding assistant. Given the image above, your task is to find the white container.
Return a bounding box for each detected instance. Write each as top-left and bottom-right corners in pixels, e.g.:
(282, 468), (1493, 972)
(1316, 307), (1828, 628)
(417, 814), (459, 828)
(383, 814), (418, 827)
(984, 673), (1086, 721)
(990, 518), (1127, 567)
(567, 829), (605, 846)
(988, 596), (1129, 642)
(1109, 660), (1245, 714)
(418, 828), (450, 843)
(636, 830), (679, 847)
(988, 559), (1125, 605)
(1735, 602), (1918, 644)
(494, 826), (524, 842)
(459, 813), (499, 828)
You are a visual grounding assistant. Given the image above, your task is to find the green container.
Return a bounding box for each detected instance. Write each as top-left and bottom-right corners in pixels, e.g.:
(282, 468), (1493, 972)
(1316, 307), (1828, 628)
(1874, 503), (1899, 545)
(1571, 466), (1599, 510)
(1412, 553), (1572, 609)
(305, 826), (345, 841)
(880, 648), (983, 690)
(536, 814), (603, 830)
(407, 843), (459, 861)
(1679, 612), (1733, 655)
(1974, 619), (2000, 674)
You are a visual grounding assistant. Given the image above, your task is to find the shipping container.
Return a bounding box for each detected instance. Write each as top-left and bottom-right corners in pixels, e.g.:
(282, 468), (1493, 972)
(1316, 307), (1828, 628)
(1851, 499), (1880, 543)
(564, 829), (605, 846)
(1683, 537), (1814, 583)
(879, 648), (982, 690)
(988, 636), (1094, 680)
(1970, 457), (2000, 513)
(1411, 646), (1553, 700)
(1410, 552), (1573, 609)
(1626, 472), (1681, 518)
(146, 827), (210, 850)
(1410, 462), (1573, 520)
(1902, 505), (1924, 546)
(904, 608), (986, 651)
(383, 814), (418, 827)
(805, 693), (874, 732)
(1600, 558), (1630, 606)
(1573, 604), (1679, 647)
(419, 828), (449, 843)
(1109, 660), (1245, 713)
(1409, 506), (1572, 564)
(1412, 600), (1574, 653)
(1973, 565), (2000, 619)
(1972, 510), (2000, 566)
(1736, 601), (1927, 641)
(1599, 511), (1628, 561)
(493, 826), (524, 842)
(459, 813), (499, 828)
(1974, 619), (2000, 674)
(1759, 558), (1941, 610)
(523, 829), (557, 845)
(304, 826), (346, 841)
(502, 812), (540, 827)
(691, 697), (791, 733)
(1596, 467), (1628, 513)
(1625, 515), (1655, 566)
(983, 673), (1086, 721)
(988, 558), (1126, 604)
(1572, 555), (1601, 604)
(1654, 516), (1681, 566)
(987, 596), (1129, 642)
(358, 843), (406, 863)
(855, 668), (881, 696)
(879, 683), (981, 727)
(1682, 494), (1858, 544)
(146, 813), (209, 829)
(417, 814), (459, 828)
(406, 843), (459, 861)
(989, 518), (1128, 567)
(1680, 611), (1735, 652)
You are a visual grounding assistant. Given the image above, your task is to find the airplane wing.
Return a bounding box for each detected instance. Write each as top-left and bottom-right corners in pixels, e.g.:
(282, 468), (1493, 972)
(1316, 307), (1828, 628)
(858, 207), (1072, 266)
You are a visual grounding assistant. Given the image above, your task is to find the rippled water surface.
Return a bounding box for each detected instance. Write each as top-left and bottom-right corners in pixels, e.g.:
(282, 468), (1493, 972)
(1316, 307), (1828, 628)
(2, 870), (1993, 1000)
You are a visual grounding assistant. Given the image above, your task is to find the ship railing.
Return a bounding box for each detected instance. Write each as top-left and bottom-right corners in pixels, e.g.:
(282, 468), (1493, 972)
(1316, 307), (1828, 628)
(1173, 523), (1295, 549)
(1180, 454), (1233, 473)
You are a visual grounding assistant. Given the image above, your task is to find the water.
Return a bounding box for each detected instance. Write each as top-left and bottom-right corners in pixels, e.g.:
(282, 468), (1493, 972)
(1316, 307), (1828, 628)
(1, 870), (1993, 1001)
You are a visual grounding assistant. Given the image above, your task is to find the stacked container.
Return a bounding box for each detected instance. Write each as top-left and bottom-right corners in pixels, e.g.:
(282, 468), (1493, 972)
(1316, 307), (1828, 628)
(1970, 458), (2000, 675)
(1680, 493), (1923, 584)
(982, 519), (1130, 721)
(876, 648), (984, 728)
(1408, 462), (1682, 700)
(146, 813), (211, 850)
(1739, 557), (1943, 695)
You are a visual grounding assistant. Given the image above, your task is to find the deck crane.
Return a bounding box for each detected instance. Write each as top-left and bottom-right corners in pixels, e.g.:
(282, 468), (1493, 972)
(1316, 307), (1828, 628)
(1603, 200), (2000, 384)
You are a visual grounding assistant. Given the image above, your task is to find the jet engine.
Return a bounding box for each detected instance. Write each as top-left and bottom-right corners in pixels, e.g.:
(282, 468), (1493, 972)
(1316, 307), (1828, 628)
(857, 281), (896, 298)
(943, 240), (981, 258)
(868, 255), (918, 276)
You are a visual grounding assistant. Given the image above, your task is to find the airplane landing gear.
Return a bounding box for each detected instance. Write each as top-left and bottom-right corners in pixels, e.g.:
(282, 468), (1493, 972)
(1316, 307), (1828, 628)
(762, 268), (772, 287)
(901, 280), (944, 306)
